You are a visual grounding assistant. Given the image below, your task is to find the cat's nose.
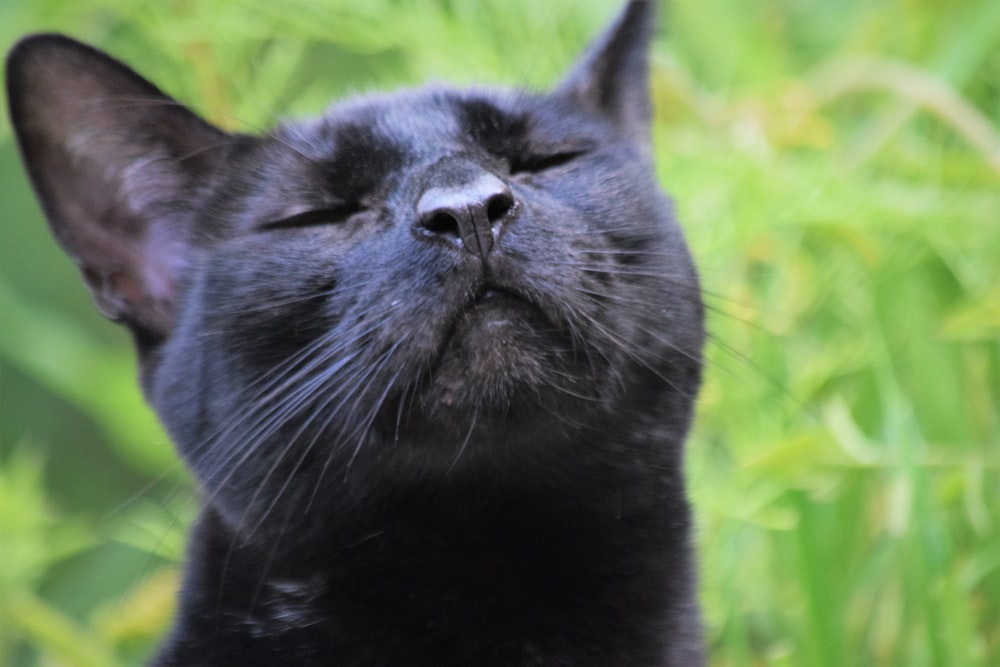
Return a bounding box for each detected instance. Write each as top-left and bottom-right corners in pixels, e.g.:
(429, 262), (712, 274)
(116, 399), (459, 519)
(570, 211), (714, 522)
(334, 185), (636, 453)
(415, 173), (515, 257)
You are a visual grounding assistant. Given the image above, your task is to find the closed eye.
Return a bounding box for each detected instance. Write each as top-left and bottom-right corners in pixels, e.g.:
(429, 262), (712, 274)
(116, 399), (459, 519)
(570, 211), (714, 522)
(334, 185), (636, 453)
(260, 203), (365, 230)
(509, 149), (588, 175)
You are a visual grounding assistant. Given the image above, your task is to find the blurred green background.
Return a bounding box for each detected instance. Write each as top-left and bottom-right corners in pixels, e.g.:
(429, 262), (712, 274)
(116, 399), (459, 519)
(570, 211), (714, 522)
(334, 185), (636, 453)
(1, 0), (998, 665)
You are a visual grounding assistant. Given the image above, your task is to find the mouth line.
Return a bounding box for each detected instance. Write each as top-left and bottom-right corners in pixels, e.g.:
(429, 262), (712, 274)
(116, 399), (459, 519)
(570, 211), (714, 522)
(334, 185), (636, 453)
(414, 278), (576, 409)
(436, 283), (538, 347)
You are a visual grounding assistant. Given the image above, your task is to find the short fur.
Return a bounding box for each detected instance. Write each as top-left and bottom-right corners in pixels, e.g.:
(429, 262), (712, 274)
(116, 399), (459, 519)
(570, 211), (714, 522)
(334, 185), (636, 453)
(6, 1), (706, 664)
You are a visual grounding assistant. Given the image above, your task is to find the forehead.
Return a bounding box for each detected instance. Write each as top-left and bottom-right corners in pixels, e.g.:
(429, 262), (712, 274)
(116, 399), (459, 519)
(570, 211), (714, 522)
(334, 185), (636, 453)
(280, 86), (525, 162)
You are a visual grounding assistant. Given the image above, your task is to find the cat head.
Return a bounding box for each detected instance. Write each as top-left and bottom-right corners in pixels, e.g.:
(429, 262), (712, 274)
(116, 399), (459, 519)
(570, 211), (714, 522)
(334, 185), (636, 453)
(7, 1), (703, 536)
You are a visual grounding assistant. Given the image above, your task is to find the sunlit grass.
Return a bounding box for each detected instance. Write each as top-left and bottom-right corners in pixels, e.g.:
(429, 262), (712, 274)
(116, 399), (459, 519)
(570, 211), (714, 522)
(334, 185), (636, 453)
(1, 1), (997, 665)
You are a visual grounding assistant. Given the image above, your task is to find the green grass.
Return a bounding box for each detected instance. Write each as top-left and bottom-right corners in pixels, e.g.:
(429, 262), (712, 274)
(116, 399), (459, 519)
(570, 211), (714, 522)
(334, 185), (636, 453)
(1, 1), (998, 664)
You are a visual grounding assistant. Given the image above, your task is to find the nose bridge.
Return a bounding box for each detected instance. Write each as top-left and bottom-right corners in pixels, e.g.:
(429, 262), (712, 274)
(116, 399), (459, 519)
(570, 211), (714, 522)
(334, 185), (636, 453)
(413, 158), (514, 257)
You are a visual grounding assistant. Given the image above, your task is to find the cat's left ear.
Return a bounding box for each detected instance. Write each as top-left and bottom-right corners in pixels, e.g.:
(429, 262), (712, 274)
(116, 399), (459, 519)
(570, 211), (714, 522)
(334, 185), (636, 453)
(6, 34), (230, 355)
(558, 0), (655, 144)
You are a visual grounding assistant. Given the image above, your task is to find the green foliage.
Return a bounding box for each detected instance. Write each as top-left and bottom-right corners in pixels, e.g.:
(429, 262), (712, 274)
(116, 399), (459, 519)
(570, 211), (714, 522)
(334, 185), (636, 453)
(1, 1), (997, 664)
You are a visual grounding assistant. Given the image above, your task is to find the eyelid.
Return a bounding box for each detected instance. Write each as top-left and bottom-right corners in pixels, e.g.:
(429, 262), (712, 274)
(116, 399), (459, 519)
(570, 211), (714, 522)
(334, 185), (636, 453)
(260, 203), (364, 230)
(509, 146), (591, 175)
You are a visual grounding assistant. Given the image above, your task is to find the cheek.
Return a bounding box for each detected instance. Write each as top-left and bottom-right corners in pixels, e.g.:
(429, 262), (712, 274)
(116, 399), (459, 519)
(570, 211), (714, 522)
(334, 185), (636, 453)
(190, 243), (338, 371)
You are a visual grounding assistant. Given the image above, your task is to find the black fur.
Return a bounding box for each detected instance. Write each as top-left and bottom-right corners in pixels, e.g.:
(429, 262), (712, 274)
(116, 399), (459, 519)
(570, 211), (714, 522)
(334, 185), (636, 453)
(6, 1), (706, 664)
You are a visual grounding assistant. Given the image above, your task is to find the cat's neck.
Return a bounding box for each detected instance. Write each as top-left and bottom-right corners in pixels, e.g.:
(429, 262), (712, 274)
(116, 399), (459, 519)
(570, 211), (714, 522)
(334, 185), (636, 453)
(157, 434), (700, 666)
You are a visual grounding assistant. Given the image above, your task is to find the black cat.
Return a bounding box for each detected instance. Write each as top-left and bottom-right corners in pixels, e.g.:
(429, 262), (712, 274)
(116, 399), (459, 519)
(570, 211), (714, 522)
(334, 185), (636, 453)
(6, 1), (705, 664)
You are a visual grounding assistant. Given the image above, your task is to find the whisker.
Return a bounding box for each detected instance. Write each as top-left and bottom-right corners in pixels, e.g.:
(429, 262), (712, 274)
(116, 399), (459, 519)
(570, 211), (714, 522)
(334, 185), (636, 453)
(561, 300), (697, 401)
(237, 321), (410, 541)
(185, 298), (397, 470)
(446, 405), (480, 476)
(341, 338), (412, 478)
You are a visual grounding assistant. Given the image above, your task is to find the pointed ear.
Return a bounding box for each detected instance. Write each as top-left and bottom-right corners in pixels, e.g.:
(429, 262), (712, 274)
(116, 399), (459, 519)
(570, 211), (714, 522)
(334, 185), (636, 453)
(558, 0), (655, 143)
(5, 34), (229, 350)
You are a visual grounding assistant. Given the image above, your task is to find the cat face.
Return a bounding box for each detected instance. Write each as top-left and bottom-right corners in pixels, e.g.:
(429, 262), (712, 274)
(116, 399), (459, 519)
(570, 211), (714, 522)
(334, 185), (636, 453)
(7, 1), (703, 541)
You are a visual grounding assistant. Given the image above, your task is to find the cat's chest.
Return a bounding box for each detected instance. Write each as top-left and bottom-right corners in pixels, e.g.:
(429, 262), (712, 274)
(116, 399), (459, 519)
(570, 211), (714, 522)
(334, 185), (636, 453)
(173, 496), (676, 666)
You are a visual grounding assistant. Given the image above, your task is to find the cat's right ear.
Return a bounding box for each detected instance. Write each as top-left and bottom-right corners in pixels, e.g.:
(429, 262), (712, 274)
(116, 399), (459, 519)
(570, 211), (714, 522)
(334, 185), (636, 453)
(5, 34), (229, 350)
(557, 0), (654, 146)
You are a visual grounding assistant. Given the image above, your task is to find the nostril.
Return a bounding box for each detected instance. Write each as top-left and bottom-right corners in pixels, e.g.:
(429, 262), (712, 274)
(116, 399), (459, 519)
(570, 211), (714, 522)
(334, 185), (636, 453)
(422, 210), (461, 238)
(486, 192), (514, 225)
